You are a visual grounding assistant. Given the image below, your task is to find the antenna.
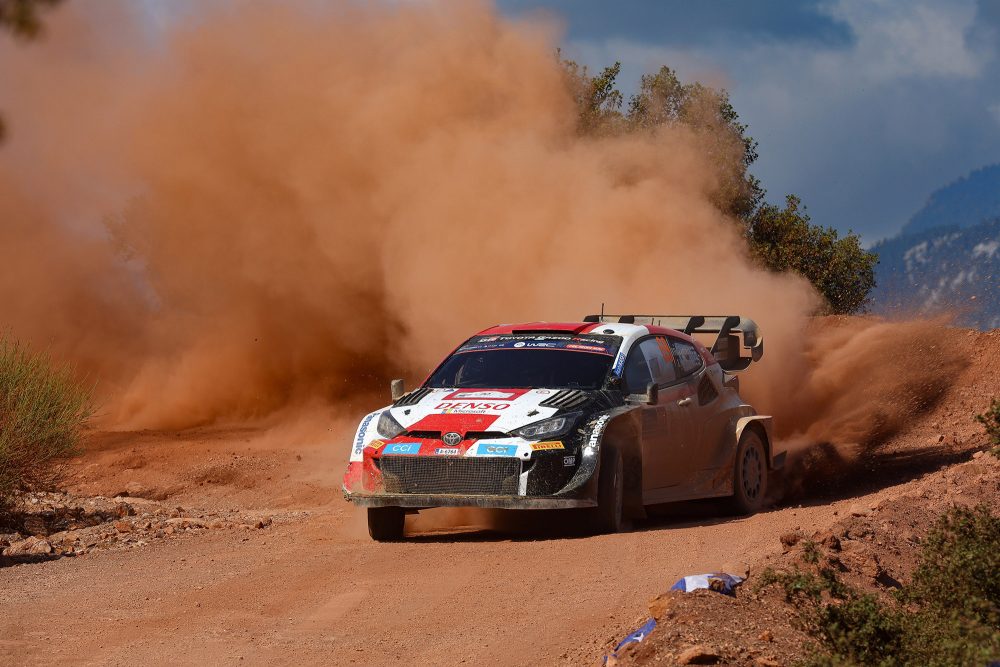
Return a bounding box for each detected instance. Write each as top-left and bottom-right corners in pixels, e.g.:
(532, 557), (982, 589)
(600, 302), (605, 320)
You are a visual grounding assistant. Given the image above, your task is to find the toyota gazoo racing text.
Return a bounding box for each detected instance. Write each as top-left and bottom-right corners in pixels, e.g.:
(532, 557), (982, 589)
(342, 314), (785, 541)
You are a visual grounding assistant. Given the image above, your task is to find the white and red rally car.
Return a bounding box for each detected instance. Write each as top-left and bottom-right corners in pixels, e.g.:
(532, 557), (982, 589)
(343, 314), (784, 541)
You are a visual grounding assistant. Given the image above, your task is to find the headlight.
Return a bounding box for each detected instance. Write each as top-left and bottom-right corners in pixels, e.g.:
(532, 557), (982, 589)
(377, 410), (405, 439)
(511, 412), (582, 439)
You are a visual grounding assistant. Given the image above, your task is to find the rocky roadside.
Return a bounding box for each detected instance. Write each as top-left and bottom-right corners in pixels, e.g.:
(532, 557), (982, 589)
(600, 451), (1000, 666)
(0, 490), (302, 565)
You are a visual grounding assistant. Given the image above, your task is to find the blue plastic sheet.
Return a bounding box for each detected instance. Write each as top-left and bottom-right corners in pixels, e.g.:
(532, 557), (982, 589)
(603, 617), (656, 663)
(670, 572), (744, 596)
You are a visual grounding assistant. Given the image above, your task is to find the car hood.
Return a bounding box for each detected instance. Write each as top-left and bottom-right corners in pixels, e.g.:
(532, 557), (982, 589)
(388, 387), (587, 436)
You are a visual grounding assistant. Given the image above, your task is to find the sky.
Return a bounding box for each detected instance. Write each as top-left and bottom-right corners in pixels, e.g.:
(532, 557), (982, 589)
(498, 0), (1000, 243)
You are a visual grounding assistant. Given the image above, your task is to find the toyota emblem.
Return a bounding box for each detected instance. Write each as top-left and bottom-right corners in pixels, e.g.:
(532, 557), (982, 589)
(442, 432), (462, 446)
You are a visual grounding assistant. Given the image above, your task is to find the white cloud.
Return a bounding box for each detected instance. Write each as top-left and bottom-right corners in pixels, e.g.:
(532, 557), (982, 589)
(561, 0), (1000, 242)
(828, 0), (986, 80)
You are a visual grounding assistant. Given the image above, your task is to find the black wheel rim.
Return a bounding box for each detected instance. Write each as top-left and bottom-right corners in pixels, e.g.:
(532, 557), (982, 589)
(741, 445), (763, 500)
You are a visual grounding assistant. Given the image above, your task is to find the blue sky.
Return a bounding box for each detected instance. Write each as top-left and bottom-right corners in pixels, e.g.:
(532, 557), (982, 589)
(499, 0), (1000, 243)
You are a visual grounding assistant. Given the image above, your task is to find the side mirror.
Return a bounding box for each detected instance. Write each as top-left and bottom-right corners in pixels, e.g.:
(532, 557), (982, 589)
(644, 381), (659, 405)
(390, 378), (406, 402)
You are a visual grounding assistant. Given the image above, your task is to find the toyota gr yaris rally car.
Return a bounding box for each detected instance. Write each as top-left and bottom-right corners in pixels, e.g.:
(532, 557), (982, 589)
(343, 314), (784, 541)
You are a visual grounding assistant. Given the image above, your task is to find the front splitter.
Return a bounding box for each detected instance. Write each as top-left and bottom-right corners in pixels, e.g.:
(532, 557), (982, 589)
(347, 493), (597, 510)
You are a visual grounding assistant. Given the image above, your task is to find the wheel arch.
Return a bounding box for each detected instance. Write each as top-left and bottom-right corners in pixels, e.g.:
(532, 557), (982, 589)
(735, 415), (783, 470)
(600, 410), (645, 518)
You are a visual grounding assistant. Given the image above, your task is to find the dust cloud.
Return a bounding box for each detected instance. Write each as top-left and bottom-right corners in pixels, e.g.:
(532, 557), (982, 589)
(0, 0), (964, 465)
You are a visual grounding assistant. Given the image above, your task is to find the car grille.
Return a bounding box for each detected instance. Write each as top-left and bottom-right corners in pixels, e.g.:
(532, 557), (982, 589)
(380, 456), (521, 495)
(404, 430), (508, 441)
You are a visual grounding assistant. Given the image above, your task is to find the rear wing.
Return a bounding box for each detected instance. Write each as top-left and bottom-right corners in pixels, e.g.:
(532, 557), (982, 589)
(582, 313), (764, 372)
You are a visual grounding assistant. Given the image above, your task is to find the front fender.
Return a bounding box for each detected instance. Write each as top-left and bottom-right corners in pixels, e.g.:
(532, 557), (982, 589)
(735, 415), (784, 470)
(553, 406), (636, 497)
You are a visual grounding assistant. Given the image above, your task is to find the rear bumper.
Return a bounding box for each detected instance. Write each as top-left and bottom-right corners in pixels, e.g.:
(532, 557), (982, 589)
(348, 493), (597, 510)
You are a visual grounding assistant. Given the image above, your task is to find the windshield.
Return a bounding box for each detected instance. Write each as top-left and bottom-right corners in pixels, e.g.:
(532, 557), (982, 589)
(425, 333), (621, 390)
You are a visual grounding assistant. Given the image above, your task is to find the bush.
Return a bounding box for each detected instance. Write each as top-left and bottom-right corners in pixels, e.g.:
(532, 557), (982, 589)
(814, 594), (905, 666)
(760, 505), (1000, 666)
(908, 505), (1000, 628)
(0, 335), (91, 509)
(976, 398), (1000, 457)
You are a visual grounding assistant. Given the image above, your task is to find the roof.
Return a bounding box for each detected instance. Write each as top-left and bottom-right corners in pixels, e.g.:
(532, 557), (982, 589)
(476, 321), (697, 343)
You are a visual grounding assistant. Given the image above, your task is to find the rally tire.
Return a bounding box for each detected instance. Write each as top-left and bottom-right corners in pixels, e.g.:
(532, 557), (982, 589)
(367, 506), (405, 541)
(731, 429), (768, 515)
(593, 448), (625, 534)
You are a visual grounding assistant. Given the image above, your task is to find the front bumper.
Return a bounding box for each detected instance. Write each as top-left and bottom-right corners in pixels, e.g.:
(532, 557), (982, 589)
(348, 493), (597, 510)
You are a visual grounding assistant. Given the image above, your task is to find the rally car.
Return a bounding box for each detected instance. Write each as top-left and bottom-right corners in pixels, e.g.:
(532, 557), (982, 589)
(343, 314), (784, 541)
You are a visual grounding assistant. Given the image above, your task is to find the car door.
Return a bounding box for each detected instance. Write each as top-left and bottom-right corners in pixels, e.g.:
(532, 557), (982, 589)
(668, 337), (729, 492)
(622, 338), (696, 495)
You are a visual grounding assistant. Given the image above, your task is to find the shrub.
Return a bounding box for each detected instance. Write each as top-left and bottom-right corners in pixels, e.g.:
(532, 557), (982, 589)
(760, 505), (1000, 666)
(0, 335), (91, 509)
(814, 594), (904, 666)
(975, 398), (1000, 457)
(908, 504), (1000, 628)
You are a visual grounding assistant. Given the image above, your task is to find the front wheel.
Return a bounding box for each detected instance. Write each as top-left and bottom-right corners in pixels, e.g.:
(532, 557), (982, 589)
(367, 506), (405, 541)
(592, 448), (624, 534)
(731, 430), (768, 515)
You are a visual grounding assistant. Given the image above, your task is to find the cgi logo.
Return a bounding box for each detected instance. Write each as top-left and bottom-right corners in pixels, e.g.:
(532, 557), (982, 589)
(476, 443), (518, 457)
(383, 442), (421, 455)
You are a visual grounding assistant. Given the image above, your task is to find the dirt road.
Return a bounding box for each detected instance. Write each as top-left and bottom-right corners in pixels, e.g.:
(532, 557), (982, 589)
(0, 438), (975, 667)
(0, 476), (865, 666)
(2, 329), (997, 666)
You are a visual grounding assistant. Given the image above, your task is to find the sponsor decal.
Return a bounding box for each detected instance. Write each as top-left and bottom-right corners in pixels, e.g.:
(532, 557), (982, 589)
(457, 334), (616, 355)
(613, 351), (627, 376)
(435, 447), (460, 456)
(530, 441), (564, 451)
(655, 338), (674, 363)
(383, 442), (422, 455)
(450, 391), (516, 400)
(353, 411), (379, 456)
(584, 414), (611, 457)
(476, 443), (519, 457)
(366, 439), (386, 451)
(563, 455), (576, 467)
(435, 401), (510, 412)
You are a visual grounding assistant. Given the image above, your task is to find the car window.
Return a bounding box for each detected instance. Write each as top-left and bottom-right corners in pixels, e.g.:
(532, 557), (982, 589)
(669, 338), (703, 378)
(622, 344), (652, 394)
(624, 338), (677, 392)
(425, 333), (621, 390)
(654, 337), (678, 385)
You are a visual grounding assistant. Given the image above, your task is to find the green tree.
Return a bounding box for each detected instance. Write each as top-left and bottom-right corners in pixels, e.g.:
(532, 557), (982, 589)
(627, 66), (763, 219)
(559, 55), (878, 314)
(558, 53), (624, 135)
(0, 0), (63, 141)
(748, 196), (877, 314)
